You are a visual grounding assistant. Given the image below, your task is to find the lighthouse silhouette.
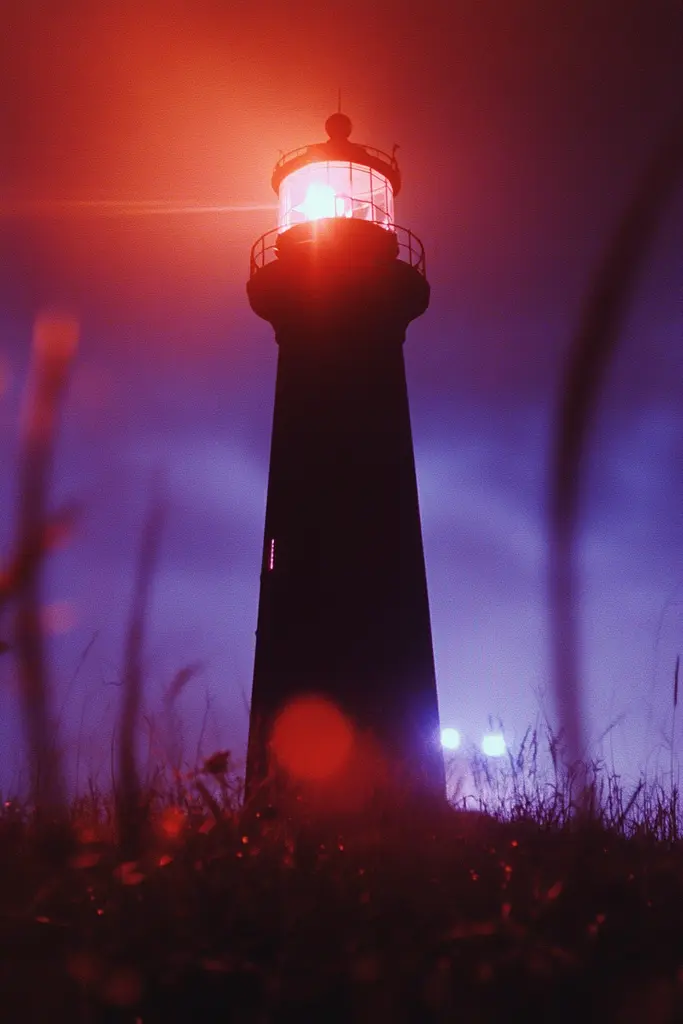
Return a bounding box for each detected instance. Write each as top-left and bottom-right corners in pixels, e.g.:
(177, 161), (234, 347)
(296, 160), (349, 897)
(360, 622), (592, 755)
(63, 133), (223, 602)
(245, 111), (445, 810)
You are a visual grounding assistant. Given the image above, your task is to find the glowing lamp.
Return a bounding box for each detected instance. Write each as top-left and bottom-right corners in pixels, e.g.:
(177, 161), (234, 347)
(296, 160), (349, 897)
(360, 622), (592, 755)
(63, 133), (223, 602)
(481, 734), (506, 758)
(295, 182), (339, 222)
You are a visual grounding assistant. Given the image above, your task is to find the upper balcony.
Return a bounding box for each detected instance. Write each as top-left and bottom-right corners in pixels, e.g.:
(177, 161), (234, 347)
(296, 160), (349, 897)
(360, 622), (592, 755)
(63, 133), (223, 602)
(250, 220), (426, 279)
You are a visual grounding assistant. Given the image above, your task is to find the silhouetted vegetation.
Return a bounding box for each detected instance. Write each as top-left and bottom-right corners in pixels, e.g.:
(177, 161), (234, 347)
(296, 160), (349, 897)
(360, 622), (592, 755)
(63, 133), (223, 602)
(2, 728), (683, 1021)
(548, 108), (683, 786)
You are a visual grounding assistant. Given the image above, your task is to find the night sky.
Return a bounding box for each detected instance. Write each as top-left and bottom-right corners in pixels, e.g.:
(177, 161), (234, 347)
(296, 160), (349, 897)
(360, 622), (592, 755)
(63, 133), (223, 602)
(1, 1), (682, 793)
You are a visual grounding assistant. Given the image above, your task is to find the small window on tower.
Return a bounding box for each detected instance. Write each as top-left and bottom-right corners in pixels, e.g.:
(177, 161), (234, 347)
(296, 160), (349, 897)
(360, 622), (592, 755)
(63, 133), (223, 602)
(268, 538), (275, 571)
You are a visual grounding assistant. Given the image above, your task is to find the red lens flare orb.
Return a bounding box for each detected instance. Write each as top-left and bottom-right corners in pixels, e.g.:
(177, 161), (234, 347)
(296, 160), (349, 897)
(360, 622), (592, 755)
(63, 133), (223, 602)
(270, 696), (355, 781)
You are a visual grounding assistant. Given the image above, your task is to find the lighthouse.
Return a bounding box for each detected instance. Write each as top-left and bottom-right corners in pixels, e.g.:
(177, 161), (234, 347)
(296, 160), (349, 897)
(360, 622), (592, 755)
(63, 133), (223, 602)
(245, 111), (445, 810)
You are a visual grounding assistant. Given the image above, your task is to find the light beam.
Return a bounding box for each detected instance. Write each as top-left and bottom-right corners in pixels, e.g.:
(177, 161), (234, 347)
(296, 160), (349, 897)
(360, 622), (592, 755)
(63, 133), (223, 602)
(0, 199), (279, 218)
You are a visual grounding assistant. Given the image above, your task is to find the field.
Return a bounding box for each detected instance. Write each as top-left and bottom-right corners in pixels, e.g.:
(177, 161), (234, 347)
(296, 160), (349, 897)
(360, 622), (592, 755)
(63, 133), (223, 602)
(2, 749), (683, 1022)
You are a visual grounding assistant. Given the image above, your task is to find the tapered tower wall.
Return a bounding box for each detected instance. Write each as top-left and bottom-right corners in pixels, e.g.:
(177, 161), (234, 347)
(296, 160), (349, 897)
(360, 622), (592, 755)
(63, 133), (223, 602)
(246, 215), (444, 803)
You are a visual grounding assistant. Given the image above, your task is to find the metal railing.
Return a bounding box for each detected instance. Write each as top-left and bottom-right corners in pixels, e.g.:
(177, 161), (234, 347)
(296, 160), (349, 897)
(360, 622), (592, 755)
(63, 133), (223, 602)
(274, 143), (400, 177)
(250, 222), (426, 278)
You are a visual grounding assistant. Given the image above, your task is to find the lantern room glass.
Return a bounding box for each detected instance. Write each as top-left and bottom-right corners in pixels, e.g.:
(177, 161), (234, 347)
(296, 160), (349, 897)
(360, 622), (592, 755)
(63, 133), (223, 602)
(278, 161), (395, 232)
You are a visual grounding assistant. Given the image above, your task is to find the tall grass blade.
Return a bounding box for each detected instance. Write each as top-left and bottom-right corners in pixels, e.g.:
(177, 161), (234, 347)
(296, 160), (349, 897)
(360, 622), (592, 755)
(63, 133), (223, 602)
(10, 313), (79, 819)
(549, 112), (683, 794)
(116, 487), (165, 858)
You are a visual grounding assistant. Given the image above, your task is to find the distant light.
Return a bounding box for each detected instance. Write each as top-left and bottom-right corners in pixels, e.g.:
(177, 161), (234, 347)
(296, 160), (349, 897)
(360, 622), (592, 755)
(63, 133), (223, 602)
(440, 727), (461, 751)
(481, 733), (506, 758)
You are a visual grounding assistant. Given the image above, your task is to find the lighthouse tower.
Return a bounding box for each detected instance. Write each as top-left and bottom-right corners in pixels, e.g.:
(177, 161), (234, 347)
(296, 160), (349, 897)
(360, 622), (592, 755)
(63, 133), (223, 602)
(245, 112), (444, 809)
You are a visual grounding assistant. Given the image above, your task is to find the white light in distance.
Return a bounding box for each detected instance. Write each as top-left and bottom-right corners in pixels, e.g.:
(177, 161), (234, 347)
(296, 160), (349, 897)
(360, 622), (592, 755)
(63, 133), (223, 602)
(481, 733), (506, 758)
(441, 727), (461, 750)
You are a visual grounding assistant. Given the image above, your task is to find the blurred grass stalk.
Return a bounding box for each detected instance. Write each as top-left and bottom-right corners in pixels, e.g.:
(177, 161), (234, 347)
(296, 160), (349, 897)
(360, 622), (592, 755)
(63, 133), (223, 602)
(116, 487), (165, 859)
(549, 110), (683, 799)
(11, 313), (80, 819)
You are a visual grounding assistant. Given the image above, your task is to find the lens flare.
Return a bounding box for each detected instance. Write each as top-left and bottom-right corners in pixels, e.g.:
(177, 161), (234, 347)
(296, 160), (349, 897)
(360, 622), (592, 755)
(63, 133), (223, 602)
(270, 696), (354, 780)
(0, 199), (278, 218)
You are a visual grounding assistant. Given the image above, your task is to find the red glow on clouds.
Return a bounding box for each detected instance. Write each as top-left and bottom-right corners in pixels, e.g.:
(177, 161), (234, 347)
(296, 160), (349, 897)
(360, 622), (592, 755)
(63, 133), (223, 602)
(3, 7), (288, 328)
(270, 696), (354, 781)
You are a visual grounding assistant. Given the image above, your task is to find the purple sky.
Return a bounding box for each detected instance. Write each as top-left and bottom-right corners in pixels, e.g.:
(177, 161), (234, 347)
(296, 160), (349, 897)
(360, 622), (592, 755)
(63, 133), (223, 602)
(1, 1), (682, 793)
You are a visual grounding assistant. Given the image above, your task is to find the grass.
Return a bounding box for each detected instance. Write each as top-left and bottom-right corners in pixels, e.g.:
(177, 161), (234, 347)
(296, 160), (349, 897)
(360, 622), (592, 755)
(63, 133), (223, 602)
(3, 736), (683, 1022)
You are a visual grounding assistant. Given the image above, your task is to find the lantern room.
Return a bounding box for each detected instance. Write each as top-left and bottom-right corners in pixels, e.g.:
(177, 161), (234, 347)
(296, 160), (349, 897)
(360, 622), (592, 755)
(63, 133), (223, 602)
(271, 112), (401, 234)
(277, 160), (395, 231)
